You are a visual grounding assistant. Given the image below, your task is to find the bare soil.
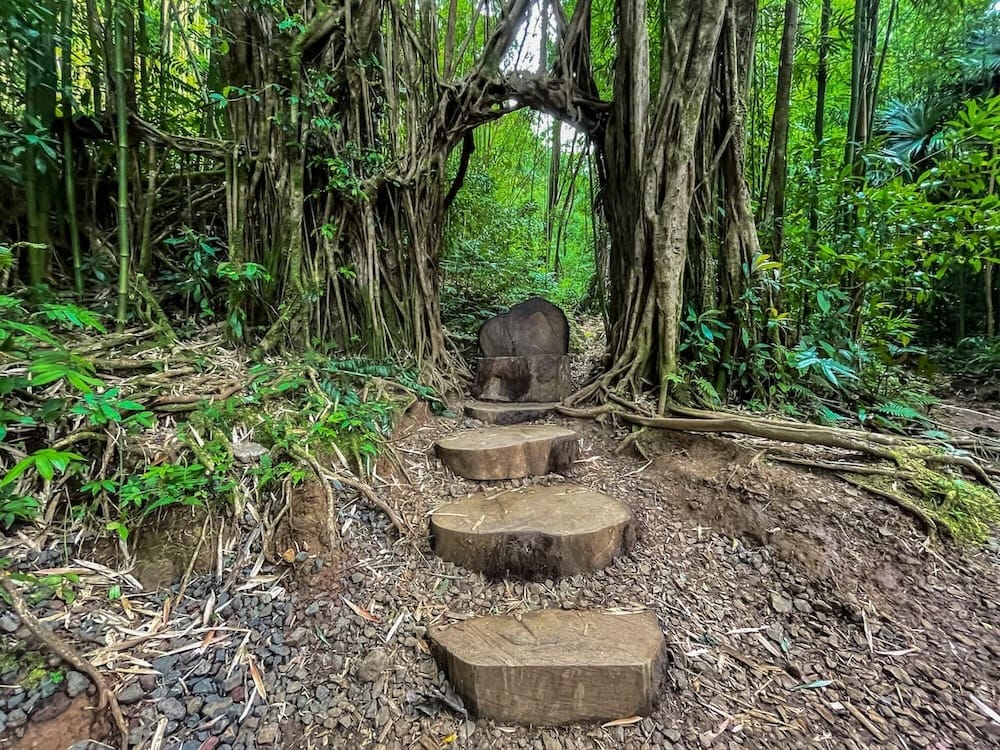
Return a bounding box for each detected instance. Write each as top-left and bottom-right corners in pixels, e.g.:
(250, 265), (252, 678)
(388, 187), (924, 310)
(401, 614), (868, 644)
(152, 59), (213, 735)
(3, 406), (999, 750)
(10, 695), (107, 749)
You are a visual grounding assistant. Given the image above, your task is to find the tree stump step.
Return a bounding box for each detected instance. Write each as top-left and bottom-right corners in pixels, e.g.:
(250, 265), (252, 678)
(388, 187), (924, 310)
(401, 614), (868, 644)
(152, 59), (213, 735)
(435, 425), (578, 480)
(474, 354), (573, 402)
(463, 400), (557, 425)
(430, 609), (665, 725)
(430, 485), (634, 578)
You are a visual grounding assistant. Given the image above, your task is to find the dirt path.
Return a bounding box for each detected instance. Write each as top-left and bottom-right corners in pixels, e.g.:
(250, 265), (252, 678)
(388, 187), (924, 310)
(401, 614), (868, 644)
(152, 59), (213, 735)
(2, 411), (999, 749)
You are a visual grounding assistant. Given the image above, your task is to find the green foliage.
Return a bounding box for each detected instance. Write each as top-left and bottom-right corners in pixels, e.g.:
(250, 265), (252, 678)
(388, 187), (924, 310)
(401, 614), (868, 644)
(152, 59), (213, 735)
(0, 493), (40, 528)
(232, 354), (433, 471)
(931, 335), (1000, 378)
(0, 293), (116, 527)
(161, 229), (228, 320)
(111, 463), (229, 539)
(876, 453), (1000, 543)
(441, 115), (596, 346)
(70, 388), (155, 428)
(0, 563), (80, 607)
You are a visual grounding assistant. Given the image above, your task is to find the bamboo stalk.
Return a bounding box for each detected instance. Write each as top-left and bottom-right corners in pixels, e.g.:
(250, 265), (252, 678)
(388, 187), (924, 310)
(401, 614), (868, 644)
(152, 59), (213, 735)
(62, 0), (84, 294)
(114, 0), (131, 328)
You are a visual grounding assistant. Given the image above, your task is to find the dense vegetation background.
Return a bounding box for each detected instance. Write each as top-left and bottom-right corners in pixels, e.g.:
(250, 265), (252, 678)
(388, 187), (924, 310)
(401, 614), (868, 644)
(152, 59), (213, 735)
(1, 0), (999, 542)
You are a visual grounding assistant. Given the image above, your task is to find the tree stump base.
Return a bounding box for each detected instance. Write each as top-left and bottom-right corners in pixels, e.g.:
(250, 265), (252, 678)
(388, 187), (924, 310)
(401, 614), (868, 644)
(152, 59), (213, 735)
(474, 355), (573, 403)
(431, 484), (634, 578)
(429, 609), (665, 725)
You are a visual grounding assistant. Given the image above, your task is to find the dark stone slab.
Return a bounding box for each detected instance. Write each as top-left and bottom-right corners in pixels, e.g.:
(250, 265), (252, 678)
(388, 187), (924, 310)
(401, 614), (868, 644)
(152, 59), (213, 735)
(478, 297), (569, 357)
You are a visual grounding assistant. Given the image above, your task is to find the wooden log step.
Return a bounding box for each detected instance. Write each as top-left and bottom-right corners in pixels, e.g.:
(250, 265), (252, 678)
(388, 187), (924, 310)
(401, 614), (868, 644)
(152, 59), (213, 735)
(430, 485), (634, 578)
(435, 425), (578, 480)
(429, 609), (665, 725)
(463, 400), (557, 425)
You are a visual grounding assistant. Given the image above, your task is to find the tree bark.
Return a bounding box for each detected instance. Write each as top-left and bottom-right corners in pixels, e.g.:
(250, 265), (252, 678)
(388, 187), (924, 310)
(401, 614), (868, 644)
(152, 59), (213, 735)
(217, 0), (580, 373)
(61, 0), (84, 293)
(594, 0), (728, 408)
(808, 0), (832, 251)
(845, 0), (880, 171)
(23, 0), (58, 285)
(113, 0), (131, 327)
(762, 0), (799, 262)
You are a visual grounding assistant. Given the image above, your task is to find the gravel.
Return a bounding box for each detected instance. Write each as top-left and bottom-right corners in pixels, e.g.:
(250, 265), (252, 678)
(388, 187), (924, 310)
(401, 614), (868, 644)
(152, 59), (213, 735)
(116, 681), (145, 705)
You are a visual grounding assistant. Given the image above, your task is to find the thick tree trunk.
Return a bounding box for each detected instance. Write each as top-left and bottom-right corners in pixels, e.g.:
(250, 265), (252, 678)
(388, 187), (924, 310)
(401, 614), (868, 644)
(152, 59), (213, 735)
(594, 0), (728, 408)
(217, 0), (550, 374)
(686, 0), (763, 396)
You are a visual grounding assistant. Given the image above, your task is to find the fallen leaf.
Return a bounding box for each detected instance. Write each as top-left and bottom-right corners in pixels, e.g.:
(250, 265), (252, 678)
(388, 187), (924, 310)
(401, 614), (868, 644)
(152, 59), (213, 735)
(601, 715), (642, 727)
(792, 679), (833, 691)
(342, 596), (380, 623)
(248, 656), (267, 700)
(281, 548), (297, 563)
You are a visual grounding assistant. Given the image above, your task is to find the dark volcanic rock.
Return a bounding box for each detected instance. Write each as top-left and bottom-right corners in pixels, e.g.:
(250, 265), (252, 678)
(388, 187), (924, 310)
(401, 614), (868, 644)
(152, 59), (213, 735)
(478, 297), (569, 357)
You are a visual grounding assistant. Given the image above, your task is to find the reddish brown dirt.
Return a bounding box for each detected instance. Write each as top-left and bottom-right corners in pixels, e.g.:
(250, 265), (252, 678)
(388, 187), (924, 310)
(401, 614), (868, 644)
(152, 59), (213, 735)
(609, 422), (1000, 748)
(9, 695), (107, 750)
(4, 404), (998, 750)
(271, 478), (345, 597)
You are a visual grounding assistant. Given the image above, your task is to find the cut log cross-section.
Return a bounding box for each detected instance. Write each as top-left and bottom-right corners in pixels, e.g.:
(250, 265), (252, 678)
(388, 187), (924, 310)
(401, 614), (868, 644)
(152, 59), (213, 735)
(431, 485), (635, 578)
(464, 400), (557, 425)
(429, 609), (665, 725)
(435, 425), (579, 480)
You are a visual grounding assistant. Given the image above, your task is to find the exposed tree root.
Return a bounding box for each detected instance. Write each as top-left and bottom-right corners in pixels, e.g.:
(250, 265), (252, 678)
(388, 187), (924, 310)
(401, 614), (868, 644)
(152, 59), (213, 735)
(289, 446), (409, 538)
(291, 447), (341, 550)
(329, 470), (410, 538)
(840, 475), (944, 540)
(558, 397), (1000, 540)
(617, 411), (998, 494)
(769, 454), (908, 478)
(0, 575), (129, 750)
(152, 382), (245, 410)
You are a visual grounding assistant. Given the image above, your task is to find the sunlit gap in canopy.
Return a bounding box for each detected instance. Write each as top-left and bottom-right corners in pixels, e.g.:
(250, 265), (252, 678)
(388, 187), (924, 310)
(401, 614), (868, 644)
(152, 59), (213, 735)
(497, 2), (591, 149)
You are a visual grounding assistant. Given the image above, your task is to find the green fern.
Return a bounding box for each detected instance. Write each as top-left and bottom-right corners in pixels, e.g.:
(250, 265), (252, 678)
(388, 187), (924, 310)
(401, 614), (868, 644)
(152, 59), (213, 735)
(692, 377), (721, 407)
(816, 405), (848, 425)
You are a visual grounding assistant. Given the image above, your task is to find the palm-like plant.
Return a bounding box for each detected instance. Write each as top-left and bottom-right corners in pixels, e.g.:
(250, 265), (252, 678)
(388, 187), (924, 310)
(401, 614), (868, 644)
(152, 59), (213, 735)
(879, 98), (949, 172)
(957, 24), (1000, 95)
